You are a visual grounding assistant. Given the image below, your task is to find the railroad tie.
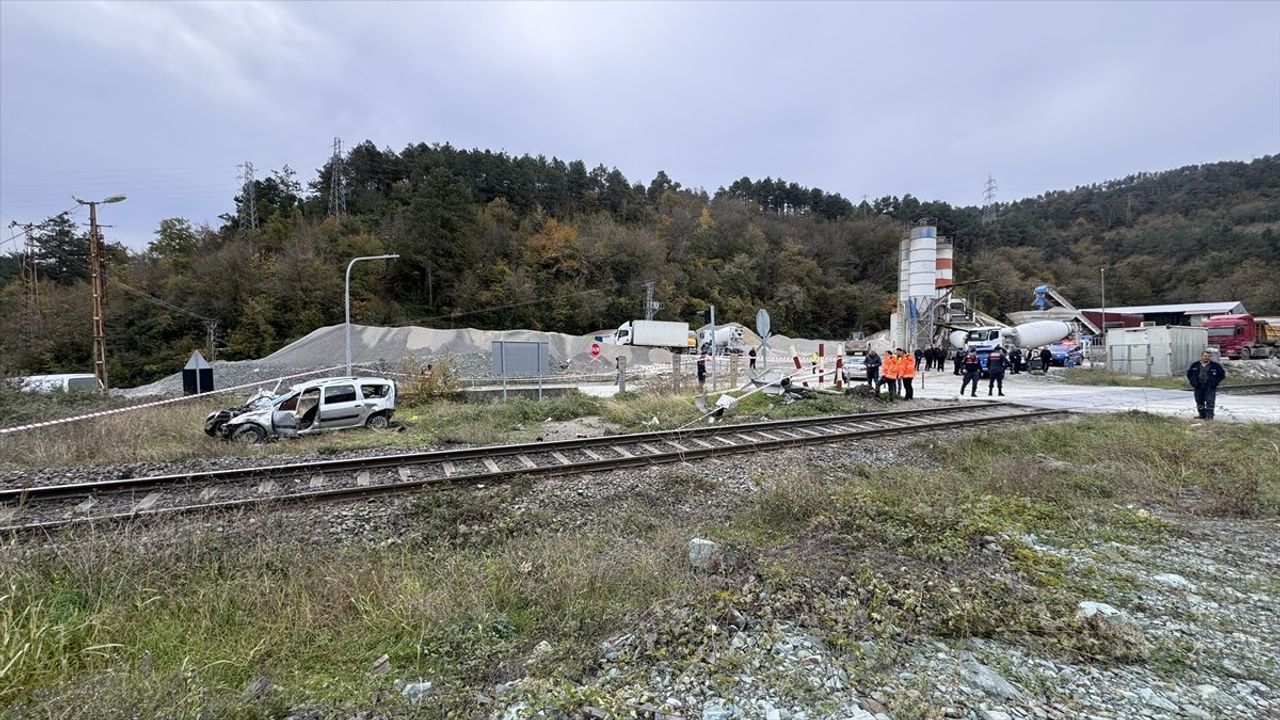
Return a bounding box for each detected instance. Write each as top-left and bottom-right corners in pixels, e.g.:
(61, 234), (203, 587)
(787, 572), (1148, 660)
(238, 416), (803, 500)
(734, 433), (759, 444)
(690, 438), (716, 449)
(551, 451), (571, 465)
(638, 443), (665, 455)
(794, 427), (823, 436)
(774, 430), (803, 439)
(310, 474), (325, 488)
(611, 445), (635, 458)
(398, 467), (412, 482)
(357, 471), (371, 487)
(752, 431), (780, 441)
(483, 458), (501, 474)
(256, 481), (276, 494)
(582, 448), (603, 461)
(73, 498), (96, 514)
(442, 461), (457, 477)
(0, 505), (17, 523)
(132, 492), (162, 512)
(715, 436), (737, 446)
(197, 487), (218, 502)
(665, 440), (689, 452)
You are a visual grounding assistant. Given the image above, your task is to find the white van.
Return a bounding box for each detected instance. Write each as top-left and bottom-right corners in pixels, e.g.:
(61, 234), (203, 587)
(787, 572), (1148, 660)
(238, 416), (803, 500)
(14, 374), (102, 393)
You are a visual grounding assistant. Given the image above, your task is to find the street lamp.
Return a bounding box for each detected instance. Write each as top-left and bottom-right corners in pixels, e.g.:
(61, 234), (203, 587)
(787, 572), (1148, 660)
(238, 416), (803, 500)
(345, 254), (399, 375)
(73, 193), (127, 389)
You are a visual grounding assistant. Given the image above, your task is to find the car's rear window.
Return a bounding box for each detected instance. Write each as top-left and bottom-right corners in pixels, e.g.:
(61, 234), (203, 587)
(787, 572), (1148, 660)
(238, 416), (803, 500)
(360, 384), (389, 399)
(324, 385), (357, 404)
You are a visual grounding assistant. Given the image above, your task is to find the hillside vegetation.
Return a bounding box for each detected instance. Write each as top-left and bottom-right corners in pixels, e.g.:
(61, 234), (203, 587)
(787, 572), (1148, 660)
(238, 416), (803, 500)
(1, 147), (1277, 387)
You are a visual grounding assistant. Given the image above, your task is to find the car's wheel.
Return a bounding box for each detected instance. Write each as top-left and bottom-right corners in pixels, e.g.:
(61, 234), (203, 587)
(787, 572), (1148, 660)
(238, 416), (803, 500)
(231, 424), (267, 444)
(365, 413), (390, 430)
(1241, 347), (1251, 360)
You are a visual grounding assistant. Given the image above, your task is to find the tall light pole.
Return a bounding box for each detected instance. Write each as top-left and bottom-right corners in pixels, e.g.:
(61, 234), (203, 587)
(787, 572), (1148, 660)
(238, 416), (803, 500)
(1100, 267), (1107, 339)
(345, 254), (399, 375)
(73, 194), (126, 390)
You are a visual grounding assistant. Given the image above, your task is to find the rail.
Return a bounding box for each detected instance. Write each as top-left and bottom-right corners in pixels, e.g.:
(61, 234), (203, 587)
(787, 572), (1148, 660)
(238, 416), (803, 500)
(0, 402), (1067, 534)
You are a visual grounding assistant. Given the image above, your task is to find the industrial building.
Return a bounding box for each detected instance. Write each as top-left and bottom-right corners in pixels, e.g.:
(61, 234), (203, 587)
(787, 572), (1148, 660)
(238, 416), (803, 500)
(1080, 301), (1247, 328)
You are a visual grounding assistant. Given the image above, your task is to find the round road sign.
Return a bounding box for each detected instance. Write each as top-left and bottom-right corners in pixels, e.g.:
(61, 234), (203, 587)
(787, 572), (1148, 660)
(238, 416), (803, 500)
(590, 342), (601, 358)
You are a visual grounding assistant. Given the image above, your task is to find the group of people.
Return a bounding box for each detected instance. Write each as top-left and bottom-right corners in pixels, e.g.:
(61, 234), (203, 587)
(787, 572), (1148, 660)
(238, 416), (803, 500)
(863, 348), (919, 400)
(950, 346), (1052, 376)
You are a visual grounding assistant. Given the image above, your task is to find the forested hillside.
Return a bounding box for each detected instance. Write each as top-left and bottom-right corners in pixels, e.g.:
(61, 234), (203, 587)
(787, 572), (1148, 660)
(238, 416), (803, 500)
(2, 145), (1277, 387)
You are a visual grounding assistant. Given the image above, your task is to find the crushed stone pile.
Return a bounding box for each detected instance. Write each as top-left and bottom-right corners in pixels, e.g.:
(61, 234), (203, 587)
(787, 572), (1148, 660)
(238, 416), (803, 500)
(123, 324), (675, 398)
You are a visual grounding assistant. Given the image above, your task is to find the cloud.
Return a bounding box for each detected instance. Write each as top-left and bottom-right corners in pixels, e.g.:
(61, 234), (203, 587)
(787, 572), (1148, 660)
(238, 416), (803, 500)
(9, 1), (328, 110)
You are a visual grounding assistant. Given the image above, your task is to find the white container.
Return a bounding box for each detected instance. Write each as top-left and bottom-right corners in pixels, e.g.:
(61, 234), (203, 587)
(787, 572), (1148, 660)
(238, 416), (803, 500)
(1105, 325), (1209, 377)
(908, 229), (937, 301)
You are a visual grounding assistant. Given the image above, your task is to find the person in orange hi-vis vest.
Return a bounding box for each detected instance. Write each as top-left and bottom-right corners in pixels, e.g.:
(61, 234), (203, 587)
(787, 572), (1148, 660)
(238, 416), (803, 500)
(879, 350), (899, 400)
(899, 348), (917, 400)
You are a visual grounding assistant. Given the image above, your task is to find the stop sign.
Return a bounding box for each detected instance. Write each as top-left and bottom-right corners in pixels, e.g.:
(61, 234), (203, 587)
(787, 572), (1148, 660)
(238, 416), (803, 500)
(590, 342), (601, 358)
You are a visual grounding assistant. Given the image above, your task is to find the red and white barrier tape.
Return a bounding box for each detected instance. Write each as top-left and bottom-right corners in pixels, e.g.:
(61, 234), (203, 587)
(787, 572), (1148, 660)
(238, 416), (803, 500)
(0, 364), (348, 436)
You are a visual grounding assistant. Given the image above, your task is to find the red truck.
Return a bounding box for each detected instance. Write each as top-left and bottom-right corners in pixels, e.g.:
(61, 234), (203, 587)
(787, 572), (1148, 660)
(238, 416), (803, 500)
(1204, 314), (1280, 359)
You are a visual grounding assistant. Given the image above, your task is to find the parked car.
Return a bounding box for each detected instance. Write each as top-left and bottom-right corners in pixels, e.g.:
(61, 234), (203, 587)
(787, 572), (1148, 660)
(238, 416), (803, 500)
(842, 352), (869, 382)
(10, 373), (102, 393)
(205, 376), (397, 443)
(1047, 342), (1084, 367)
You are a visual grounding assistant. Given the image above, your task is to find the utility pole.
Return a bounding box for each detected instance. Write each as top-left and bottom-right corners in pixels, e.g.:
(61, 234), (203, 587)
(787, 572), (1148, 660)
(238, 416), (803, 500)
(238, 162), (258, 230)
(981, 174), (998, 224)
(74, 194), (126, 390)
(329, 137), (347, 218)
(10, 221), (42, 335)
(642, 280), (658, 321)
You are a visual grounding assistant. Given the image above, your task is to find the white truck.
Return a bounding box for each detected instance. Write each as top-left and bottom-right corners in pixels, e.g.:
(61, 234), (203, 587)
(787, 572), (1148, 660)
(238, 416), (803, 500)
(606, 320), (697, 352)
(697, 324), (746, 354)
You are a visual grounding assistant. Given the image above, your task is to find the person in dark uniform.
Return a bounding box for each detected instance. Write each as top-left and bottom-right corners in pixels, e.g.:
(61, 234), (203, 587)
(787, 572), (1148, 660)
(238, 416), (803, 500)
(864, 349), (882, 389)
(960, 351), (982, 396)
(748, 347), (757, 371)
(1009, 347), (1023, 374)
(953, 348), (964, 375)
(1186, 349), (1226, 420)
(987, 345), (1008, 396)
(696, 354), (708, 388)
(913, 347), (924, 374)
(1039, 347), (1052, 374)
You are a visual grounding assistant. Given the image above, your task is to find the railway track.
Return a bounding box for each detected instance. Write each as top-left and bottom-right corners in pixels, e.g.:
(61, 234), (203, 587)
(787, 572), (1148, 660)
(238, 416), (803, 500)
(0, 402), (1065, 534)
(1217, 380), (1280, 395)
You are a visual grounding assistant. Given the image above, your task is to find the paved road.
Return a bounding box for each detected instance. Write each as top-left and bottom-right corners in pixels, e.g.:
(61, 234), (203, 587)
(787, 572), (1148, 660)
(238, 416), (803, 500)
(887, 370), (1280, 423)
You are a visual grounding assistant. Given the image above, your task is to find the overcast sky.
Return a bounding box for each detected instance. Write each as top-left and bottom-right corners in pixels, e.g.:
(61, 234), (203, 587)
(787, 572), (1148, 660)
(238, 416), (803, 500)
(2, 0), (1278, 250)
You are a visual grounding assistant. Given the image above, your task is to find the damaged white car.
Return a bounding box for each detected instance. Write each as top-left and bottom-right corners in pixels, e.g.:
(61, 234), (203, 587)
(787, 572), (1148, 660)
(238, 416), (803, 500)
(205, 376), (397, 443)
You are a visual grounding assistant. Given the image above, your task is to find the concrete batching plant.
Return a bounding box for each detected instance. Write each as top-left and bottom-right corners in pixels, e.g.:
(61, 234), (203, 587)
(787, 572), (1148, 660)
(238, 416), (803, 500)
(889, 224), (953, 350)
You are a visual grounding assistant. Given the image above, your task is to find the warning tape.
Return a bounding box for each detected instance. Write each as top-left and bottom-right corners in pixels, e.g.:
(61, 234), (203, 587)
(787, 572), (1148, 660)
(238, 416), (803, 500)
(0, 365), (348, 437)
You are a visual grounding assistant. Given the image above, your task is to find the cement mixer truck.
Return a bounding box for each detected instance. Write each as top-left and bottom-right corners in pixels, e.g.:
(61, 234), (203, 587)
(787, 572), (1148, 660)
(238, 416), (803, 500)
(949, 320), (1072, 375)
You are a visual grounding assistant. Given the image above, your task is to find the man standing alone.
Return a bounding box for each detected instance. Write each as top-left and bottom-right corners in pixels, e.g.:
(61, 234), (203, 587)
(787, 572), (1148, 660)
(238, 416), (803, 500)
(1186, 350), (1226, 420)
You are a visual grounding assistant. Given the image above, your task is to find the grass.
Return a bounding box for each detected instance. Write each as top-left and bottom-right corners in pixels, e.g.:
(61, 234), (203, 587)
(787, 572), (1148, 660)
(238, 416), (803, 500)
(0, 384), (895, 469)
(2, 521), (704, 717)
(3, 413), (1275, 716)
(1059, 368), (1190, 390)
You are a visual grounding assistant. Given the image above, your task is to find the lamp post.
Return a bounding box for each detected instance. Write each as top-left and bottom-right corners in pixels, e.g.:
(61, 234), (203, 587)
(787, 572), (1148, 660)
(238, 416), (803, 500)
(345, 254), (399, 375)
(1100, 267), (1107, 338)
(73, 193), (126, 390)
